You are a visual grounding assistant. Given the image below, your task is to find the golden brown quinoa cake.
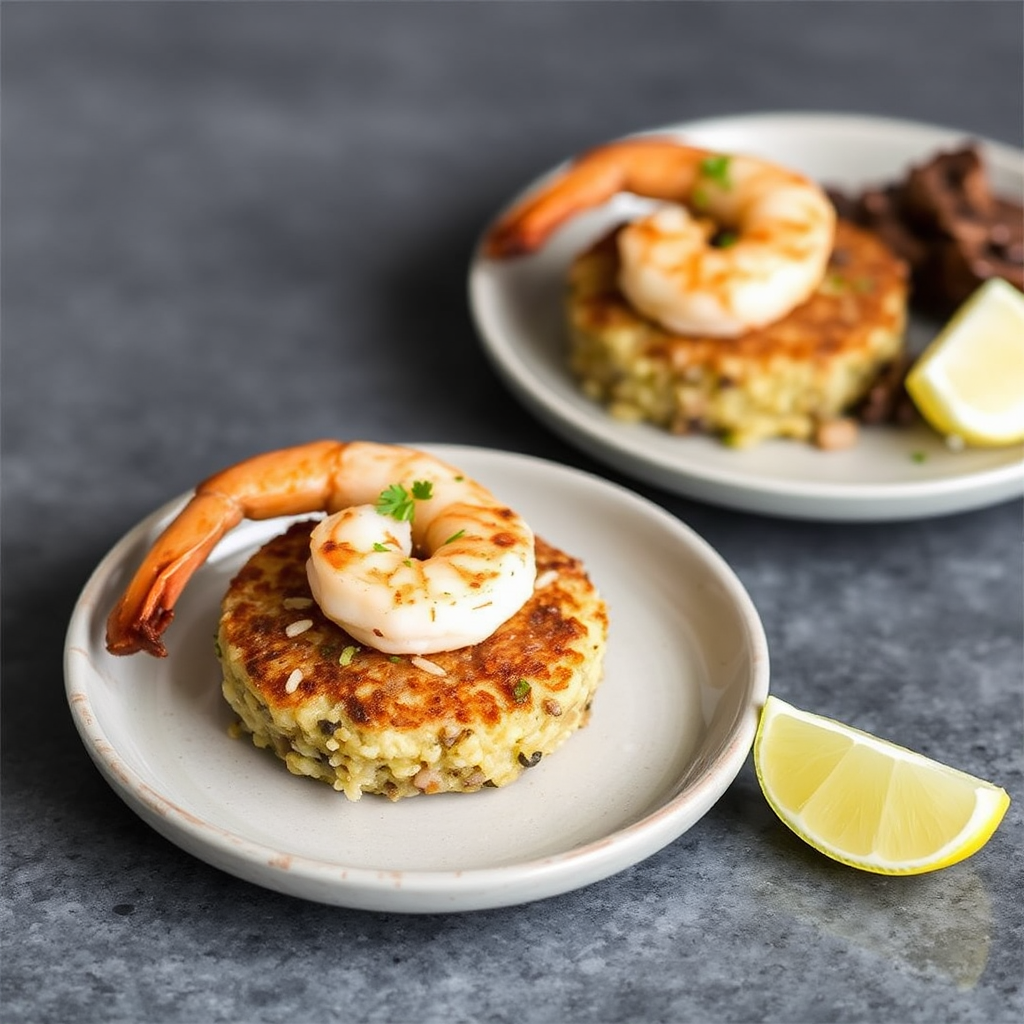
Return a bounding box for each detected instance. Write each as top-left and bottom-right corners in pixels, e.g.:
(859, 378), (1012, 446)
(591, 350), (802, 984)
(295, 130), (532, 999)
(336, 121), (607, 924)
(567, 218), (909, 447)
(218, 521), (608, 800)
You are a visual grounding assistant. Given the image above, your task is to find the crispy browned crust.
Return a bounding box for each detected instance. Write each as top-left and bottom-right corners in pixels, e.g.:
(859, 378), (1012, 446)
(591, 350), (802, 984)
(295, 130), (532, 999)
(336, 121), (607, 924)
(567, 218), (910, 445)
(571, 218), (907, 364)
(217, 520), (608, 799)
(220, 521), (604, 728)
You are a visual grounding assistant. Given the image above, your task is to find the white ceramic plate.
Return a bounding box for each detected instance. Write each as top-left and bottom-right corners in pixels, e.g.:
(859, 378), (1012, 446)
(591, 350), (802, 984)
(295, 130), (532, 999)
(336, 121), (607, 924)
(469, 112), (1024, 521)
(65, 446), (769, 913)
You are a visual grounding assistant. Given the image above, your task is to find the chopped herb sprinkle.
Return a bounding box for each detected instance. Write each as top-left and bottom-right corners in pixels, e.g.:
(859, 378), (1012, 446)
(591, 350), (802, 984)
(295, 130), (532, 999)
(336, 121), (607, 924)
(911, 451), (927, 463)
(444, 529), (466, 545)
(339, 645), (359, 666)
(512, 679), (532, 703)
(373, 542), (390, 552)
(375, 480), (433, 522)
(699, 154), (732, 189)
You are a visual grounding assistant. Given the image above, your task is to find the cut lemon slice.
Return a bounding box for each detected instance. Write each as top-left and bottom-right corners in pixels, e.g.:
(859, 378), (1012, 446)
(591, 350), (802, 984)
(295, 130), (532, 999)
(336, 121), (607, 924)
(754, 696), (1010, 875)
(905, 278), (1024, 446)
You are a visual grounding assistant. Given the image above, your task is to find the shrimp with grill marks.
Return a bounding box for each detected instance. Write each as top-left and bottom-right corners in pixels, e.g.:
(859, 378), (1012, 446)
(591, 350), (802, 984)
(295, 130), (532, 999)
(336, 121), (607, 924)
(484, 137), (836, 338)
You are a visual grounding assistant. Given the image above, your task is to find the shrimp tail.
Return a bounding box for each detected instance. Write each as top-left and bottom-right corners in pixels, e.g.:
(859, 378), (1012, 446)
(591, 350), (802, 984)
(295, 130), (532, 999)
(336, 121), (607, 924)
(481, 137), (704, 259)
(105, 440), (349, 657)
(483, 159), (625, 258)
(105, 492), (245, 656)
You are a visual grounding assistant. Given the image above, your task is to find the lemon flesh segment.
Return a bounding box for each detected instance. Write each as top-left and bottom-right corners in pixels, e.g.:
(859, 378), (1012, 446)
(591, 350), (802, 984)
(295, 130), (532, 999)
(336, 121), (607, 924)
(754, 696), (1010, 875)
(905, 278), (1024, 447)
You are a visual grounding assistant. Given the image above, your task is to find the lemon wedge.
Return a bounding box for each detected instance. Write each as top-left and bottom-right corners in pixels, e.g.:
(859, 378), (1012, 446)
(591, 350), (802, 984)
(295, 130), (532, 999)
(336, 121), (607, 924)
(905, 278), (1024, 446)
(753, 696), (1010, 875)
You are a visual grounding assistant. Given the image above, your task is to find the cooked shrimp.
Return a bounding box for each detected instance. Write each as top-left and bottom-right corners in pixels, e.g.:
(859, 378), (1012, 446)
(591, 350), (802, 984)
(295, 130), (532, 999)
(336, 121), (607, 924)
(483, 137), (836, 337)
(105, 441), (536, 658)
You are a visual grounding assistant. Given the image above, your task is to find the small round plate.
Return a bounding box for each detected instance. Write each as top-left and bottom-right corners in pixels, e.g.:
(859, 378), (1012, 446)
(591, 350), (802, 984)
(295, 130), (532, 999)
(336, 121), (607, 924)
(65, 445), (769, 913)
(468, 112), (1024, 521)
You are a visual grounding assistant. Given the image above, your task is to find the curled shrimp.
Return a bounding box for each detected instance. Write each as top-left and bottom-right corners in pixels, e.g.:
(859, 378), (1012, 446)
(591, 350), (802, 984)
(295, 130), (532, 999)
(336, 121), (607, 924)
(483, 136), (836, 337)
(105, 441), (536, 658)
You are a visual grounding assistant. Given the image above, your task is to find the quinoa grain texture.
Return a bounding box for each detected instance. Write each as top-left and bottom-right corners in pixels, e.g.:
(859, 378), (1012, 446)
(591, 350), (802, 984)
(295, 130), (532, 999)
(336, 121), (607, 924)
(218, 521), (608, 800)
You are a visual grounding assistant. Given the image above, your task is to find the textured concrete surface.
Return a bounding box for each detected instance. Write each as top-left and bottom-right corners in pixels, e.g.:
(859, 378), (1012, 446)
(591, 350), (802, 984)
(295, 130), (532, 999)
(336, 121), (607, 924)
(3, 3), (1022, 1022)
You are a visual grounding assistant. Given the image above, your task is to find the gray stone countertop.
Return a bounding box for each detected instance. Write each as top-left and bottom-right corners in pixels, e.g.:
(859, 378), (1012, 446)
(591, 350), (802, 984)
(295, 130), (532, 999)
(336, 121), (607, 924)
(3, 3), (1021, 1022)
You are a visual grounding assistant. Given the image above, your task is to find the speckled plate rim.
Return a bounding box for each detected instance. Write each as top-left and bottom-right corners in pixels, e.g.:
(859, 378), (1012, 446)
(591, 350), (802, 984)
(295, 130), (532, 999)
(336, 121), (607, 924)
(468, 112), (1024, 521)
(64, 445), (770, 914)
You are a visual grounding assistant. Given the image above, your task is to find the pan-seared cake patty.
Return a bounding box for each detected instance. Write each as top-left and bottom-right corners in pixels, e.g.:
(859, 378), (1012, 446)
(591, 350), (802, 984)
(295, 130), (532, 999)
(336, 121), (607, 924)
(218, 521), (608, 800)
(567, 219), (909, 447)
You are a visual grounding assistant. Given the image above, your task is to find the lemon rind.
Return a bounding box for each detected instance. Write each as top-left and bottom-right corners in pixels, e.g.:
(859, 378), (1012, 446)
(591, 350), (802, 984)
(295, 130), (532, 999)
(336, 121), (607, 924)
(905, 278), (1024, 447)
(753, 696), (1011, 875)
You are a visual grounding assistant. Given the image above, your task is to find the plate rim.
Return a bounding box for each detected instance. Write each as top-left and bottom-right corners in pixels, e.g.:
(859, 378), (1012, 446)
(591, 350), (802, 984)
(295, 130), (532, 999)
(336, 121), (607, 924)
(64, 443), (770, 913)
(468, 110), (1024, 522)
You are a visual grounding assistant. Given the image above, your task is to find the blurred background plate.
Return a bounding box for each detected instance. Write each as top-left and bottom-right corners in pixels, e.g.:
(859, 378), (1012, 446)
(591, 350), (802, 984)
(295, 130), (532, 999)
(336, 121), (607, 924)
(469, 112), (1024, 521)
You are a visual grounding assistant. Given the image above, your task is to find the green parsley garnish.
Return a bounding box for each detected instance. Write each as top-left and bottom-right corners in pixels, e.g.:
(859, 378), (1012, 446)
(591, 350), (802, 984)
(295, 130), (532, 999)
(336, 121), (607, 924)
(713, 230), (738, 249)
(512, 679), (532, 703)
(375, 480), (434, 522)
(699, 154), (732, 189)
(911, 451), (927, 464)
(443, 529), (466, 545)
(339, 645), (359, 666)
(373, 542), (390, 552)
(403, 558), (413, 568)
(389, 655), (402, 663)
